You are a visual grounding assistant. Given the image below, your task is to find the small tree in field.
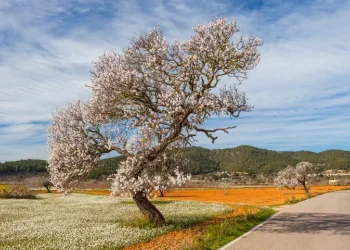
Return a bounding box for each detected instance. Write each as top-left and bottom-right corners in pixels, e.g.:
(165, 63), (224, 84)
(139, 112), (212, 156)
(274, 165), (298, 189)
(154, 155), (190, 197)
(274, 162), (315, 197)
(295, 161), (315, 197)
(47, 18), (262, 225)
(42, 180), (53, 193)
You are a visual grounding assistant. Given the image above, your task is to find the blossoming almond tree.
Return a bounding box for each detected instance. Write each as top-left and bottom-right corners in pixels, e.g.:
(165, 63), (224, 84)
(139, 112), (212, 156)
(274, 161), (316, 197)
(295, 161), (316, 197)
(48, 18), (262, 225)
(274, 165), (298, 189)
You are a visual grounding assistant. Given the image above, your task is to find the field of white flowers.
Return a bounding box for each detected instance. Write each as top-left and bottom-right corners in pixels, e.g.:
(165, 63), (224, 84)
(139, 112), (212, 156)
(0, 193), (230, 249)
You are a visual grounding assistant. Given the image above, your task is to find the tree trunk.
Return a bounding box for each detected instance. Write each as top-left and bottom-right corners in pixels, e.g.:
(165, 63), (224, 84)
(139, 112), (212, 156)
(132, 191), (166, 226)
(159, 190), (165, 197)
(298, 178), (311, 198)
(45, 186), (51, 193)
(302, 184), (311, 197)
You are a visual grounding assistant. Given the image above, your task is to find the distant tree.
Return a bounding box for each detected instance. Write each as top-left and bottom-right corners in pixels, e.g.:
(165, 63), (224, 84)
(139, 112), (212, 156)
(274, 162), (316, 197)
(47, 18), (262, 225)
(42, 180), (53, 193)
(295, 161), (316, 197)
(274, 165), (298, 189)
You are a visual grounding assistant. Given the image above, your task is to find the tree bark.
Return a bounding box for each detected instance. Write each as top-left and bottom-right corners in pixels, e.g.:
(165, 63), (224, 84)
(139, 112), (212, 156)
(298, 178), (311, 198)
(302, 183), (311, 197)
(159, 190), (165, 197)
(132, 191), (166, 226)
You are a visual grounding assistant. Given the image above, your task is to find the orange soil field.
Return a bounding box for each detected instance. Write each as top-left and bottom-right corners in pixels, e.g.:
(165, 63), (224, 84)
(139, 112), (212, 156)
(160, 186), (349, 205)
(74, 185), (349, 206)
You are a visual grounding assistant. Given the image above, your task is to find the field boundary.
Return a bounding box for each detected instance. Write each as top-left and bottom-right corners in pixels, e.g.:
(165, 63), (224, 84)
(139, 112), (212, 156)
(218, 210), (282, 250)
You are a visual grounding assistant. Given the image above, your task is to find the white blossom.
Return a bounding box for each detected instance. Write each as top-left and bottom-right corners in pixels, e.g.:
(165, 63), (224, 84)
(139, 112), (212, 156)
(0, 194), (229, 249)
(296, 161), (316, 180)
(47, 18), (261, 219)
(274, 165), (298, 189)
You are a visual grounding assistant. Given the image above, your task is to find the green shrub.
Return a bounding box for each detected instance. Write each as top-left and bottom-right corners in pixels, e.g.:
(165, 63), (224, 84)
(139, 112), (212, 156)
(0, 185), (37, 199)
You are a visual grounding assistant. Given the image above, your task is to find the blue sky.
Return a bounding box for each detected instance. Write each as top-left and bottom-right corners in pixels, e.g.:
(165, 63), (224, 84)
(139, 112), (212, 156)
(0, 0), (349, 161)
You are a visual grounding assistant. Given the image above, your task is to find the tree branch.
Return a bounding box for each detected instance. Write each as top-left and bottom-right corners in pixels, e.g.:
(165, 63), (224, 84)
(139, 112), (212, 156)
(192, 125), (236, 143)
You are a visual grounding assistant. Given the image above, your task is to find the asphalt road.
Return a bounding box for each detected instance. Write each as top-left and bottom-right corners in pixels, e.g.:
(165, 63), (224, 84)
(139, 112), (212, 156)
(221, 190), (350, 250)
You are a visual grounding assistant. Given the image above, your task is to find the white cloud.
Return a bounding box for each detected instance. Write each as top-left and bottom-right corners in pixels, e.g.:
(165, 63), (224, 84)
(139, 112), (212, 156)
(0, 0), (349, 161)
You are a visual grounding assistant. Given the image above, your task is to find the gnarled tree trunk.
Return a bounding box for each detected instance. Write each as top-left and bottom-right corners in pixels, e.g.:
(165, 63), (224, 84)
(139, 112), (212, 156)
(302, 183), (311, 197)
(132, 191), (165, 226)
(298, 179), (311, 197)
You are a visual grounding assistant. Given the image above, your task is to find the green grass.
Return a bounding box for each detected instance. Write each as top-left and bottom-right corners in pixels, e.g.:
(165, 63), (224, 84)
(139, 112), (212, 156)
(187, 207), (276, 250)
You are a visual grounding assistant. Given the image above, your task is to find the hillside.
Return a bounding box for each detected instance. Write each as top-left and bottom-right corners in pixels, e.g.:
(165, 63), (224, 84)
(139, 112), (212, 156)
(209, 146), (350, 173)
(0, 159), (47, 174)
(1, 146), (350, 179)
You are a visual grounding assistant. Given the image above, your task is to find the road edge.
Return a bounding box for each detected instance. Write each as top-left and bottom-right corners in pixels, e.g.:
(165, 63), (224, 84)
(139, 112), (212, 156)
(218, 210), (283, 250)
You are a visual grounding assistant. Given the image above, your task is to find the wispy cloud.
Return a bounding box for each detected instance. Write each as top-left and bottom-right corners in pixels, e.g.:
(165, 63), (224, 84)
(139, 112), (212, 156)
(0, 0), (349, 161)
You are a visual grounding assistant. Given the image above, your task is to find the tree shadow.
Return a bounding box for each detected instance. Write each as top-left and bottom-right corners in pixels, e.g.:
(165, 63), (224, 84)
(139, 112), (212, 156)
(259, 212), (350, 235)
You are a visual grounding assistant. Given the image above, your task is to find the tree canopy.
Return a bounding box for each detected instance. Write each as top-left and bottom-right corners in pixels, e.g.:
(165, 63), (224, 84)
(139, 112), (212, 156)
(47, 18), (262, 225)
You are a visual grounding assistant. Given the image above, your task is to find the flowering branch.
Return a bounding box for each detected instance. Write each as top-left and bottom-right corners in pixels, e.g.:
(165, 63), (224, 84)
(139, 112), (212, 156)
(47, 18), (262, 224)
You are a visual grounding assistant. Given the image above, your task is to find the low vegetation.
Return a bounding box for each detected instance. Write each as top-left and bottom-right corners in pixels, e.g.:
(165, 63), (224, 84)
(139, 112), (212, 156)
(283, 196), (308, 205)
(0, 194), (229, 249)
(0, 184), (36, 199)
(188, 207), (275, 249)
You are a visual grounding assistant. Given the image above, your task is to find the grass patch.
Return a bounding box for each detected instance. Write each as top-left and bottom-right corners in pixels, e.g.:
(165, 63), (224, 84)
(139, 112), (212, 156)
(284, 195), (306, 204)
(187, 207), (275, 250)
(283, 194), (319, 205)
(118, 204), (230, 230)
(118, 216), (159, 229)
(119, 213), (226, 230)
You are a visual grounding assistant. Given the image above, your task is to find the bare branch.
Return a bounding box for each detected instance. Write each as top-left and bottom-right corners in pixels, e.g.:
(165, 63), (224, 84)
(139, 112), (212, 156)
(192, 125), (236, 143)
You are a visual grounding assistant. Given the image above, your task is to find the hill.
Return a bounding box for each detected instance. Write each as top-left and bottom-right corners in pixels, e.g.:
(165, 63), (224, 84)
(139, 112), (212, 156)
(1, 146), (350, 178)
(209, 146), (350, 173)
(0, 159), (47, 174)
